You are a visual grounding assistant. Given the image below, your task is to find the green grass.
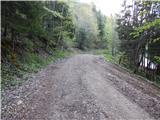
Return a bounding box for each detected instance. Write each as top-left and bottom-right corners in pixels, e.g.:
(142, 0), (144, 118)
(104, 54), (113, 62)
(90, 49), (114, 62)
(1, 50), (71, 89)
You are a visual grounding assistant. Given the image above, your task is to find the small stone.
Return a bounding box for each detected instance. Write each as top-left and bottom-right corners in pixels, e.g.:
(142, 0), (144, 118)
(17, 100), (23, 105)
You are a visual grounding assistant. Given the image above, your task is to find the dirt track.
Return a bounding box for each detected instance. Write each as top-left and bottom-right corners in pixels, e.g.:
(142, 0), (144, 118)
(2, 54), (160, 120)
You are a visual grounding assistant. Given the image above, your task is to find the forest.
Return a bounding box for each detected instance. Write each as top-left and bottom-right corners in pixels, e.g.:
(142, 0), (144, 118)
(1, 0), (160, 88)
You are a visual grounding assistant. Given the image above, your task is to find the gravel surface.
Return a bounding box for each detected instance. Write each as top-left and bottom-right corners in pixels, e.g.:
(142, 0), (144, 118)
(2, 54), (160, 120)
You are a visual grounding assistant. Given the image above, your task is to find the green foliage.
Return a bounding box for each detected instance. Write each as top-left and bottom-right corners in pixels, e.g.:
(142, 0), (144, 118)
(71, 2), (100, 50)
(93, 6), (108, 49)
(75, 28), (88, 50)
(90, 49), (113, 62)
(106, 16), (120, 55)
(154, 56), (160, 64)
(104, 54), (113, 62)
(130, 19), (160, 38)
(43, 6), (64, 19)
(1, 1), (46, 35)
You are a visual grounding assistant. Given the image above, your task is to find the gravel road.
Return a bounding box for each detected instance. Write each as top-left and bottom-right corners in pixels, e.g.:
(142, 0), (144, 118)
(2, 54), (160, 120)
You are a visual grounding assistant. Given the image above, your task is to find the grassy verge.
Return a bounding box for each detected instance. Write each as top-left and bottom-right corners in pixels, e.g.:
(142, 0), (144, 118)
(90, 49), (115, 62)
(1, 50), (71, 89)
(92, 49), (160, 87)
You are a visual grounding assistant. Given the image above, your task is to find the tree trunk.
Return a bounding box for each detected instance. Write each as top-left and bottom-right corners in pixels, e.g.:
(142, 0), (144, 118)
(57, 5), (64, 48)
(11, 29), (15, 52)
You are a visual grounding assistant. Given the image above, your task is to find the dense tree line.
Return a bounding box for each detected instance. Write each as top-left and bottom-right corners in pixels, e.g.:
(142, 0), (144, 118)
(1, 1), (74, 55)
(70, 2), (107, 50)
(116, 0), (160, 80)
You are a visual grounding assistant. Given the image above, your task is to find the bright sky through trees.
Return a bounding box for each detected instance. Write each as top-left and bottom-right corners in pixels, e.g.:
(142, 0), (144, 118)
(79, 0), (124, 16)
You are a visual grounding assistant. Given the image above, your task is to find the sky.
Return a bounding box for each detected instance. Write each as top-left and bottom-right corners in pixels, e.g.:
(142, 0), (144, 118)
(79, 0), (124, 16)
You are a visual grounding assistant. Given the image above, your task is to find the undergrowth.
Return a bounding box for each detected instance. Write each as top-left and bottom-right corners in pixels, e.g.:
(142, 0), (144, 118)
(1, 50), (70, 89)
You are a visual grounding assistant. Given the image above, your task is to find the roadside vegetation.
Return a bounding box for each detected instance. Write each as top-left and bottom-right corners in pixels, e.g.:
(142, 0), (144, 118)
(1, 0), (160, 88)
(116, 1), (160, 84)
(1, 1), (74, 88)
